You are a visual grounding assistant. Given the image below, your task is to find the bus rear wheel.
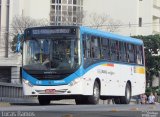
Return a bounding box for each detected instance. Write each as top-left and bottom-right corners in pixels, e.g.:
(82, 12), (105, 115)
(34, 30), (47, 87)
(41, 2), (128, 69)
(114, 83), (131, 104)
(75, 81), (100, 105)
(38, 96), (51, 105)
(121, 83), (131, 104)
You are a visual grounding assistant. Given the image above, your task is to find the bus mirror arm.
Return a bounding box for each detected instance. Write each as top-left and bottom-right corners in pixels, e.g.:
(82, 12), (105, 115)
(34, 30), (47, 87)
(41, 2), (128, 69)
(16, 34), (24, 53)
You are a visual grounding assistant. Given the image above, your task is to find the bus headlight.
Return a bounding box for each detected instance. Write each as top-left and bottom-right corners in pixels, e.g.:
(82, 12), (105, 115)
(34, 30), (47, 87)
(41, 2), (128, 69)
(23, 79), (33, 87)
(69, 78), (82, 86)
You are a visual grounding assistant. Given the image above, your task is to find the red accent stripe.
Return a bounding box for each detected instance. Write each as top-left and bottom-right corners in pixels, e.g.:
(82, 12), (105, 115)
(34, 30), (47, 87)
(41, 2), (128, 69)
(107, 64), (114, 67)
(103, 64), (114, 67)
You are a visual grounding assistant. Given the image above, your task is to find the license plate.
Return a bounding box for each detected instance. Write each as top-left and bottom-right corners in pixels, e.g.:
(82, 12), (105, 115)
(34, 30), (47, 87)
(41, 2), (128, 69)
(45, 89), (55, 94)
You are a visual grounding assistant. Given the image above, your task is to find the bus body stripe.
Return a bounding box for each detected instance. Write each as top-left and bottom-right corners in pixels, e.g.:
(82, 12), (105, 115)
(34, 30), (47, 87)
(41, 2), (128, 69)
(102, 64), (114, 67)
(135, 67), (145, 74)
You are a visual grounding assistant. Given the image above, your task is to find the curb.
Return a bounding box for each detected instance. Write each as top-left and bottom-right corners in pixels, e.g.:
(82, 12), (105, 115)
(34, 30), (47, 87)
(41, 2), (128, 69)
(0, 102), (11, 107)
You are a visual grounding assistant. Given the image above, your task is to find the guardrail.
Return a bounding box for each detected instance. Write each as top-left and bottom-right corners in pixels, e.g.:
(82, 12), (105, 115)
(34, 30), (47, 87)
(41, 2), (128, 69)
(0, 82), (36, 103)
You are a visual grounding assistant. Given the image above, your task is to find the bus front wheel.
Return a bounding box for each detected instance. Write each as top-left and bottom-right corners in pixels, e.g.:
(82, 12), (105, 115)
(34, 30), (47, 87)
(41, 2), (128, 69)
(88, 81), (100, 104)
(38, 96), (51, 105)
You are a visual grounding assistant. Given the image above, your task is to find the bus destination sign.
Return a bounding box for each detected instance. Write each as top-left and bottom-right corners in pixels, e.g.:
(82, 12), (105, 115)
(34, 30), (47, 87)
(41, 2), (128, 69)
(32, 28), (75, 35)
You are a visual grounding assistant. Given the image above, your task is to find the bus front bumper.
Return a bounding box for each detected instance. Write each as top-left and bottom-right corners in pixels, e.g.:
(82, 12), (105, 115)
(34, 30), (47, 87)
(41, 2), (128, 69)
(22, 80), (83, 96)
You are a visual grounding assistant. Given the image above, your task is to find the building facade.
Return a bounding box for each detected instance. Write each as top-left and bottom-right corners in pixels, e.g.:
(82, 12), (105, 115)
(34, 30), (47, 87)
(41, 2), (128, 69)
(1, 0), (160, 85)
(50, 0), (83, 25)
(0, 0), (22, 84)
(0, 0), (83, 84)
(83, 0), (160, 36)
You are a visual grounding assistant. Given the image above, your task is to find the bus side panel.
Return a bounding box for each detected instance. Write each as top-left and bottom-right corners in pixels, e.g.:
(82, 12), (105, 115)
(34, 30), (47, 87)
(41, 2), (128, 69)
(82, 63), (130, 96)
(131, 66), (146, 96)
(99, 63), (145, 97)
(100, 63), (129, 96)
(81, 67), (99, 95)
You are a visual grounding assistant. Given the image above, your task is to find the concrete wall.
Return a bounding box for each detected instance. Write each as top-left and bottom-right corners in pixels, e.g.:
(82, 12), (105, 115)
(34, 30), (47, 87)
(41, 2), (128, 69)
(22, 0), (50, 20)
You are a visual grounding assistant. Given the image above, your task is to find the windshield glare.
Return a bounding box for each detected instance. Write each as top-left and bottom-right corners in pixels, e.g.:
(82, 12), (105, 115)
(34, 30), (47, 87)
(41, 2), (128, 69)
(23, 37), (80, 70)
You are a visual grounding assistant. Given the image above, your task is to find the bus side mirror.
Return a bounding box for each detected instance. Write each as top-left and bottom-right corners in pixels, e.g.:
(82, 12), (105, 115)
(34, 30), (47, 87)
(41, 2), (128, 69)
(16, 34), (24, 53)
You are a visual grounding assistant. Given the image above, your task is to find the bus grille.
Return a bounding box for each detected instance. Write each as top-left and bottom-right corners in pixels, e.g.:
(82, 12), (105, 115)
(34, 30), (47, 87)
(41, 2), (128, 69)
(31, 74), (70, 80)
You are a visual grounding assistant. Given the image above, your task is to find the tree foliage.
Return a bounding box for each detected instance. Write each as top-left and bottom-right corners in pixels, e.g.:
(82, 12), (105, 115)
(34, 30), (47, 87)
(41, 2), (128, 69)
(84, 13), (122, 33)
(133, 35), (160, 86)
(10, 16), (49, 52)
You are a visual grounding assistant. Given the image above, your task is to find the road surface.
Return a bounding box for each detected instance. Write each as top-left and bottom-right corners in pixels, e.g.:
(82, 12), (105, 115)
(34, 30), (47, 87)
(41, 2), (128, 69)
(0, 102), (160, 117)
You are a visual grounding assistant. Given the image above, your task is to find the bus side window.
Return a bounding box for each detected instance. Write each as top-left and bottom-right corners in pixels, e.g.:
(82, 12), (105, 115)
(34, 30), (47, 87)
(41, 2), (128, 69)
(119, 42), (123, 62)
(128, 44), (135, 63)
(110, 40), (117, 61)
(91, 36), (101, 59)
(125, 43), (130, 63)
(90, 37), (95, 58)
(82, 35), (87, 58)
(82, 34), (91, 58)
(137, 46), (143, 65)
(119, 42), (127, 62)
(101, 38), (110, 60)
(133, 45), (137, 64)
(116, 41), (119, 61)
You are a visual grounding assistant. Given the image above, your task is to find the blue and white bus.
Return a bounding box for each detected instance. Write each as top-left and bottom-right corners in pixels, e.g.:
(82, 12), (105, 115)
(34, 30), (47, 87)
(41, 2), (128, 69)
(21, 26), (145, 105)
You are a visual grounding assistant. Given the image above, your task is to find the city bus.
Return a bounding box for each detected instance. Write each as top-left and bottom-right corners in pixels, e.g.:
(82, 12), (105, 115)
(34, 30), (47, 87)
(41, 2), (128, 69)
(21, 26), (146, 105)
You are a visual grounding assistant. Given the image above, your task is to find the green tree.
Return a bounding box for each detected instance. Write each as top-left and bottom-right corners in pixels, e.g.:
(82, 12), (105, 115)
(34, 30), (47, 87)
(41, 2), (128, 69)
(133, 35), (160, 87)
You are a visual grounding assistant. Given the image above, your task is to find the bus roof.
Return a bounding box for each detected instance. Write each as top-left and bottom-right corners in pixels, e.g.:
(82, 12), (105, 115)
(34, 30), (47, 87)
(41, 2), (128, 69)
(80, 26), (143, 45)
(24, 26), (143, 45)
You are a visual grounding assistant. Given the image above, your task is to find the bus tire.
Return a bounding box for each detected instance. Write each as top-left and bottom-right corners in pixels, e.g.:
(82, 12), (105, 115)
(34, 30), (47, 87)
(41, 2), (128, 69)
(114, 97), (121, 104)
(38, 96), (51, 105)
(75, 81), (100, 105)
(75, 97), (86, 105)
(120, 83), (131, 104)
(87, 81), (100, 104)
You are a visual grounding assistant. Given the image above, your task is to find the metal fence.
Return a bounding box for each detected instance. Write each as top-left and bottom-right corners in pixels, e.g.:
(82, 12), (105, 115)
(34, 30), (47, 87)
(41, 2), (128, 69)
(0, 82), (36, 103)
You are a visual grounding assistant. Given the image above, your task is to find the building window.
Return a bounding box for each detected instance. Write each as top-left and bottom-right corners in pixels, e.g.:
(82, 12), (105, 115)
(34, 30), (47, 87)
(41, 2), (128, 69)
(68, 6), (72, 12)
(139, 17), (142, 27)
(73, 17), (77, 22)
(62, 10), (67, 15)
(68, 0), (72, 4)
(73, 6), (76, 11)
(56, 5), (61, 10)
(52, 0), (55, 3)
(81, 0), (83, 5)
(62, 0), (67, 4)
(77, 0), (80, 5)
(73, 0), (76, 4)
(51, 5), (55, 10)
(62, 6), (67, 11)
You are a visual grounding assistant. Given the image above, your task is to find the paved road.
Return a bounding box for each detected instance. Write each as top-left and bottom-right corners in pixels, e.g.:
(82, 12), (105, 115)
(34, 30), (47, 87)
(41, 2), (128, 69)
(0, 103), (160, 117)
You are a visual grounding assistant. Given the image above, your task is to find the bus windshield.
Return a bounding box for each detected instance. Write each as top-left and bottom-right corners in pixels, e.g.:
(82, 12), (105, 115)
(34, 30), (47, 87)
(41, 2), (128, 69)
(23, 37), (80, 71)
